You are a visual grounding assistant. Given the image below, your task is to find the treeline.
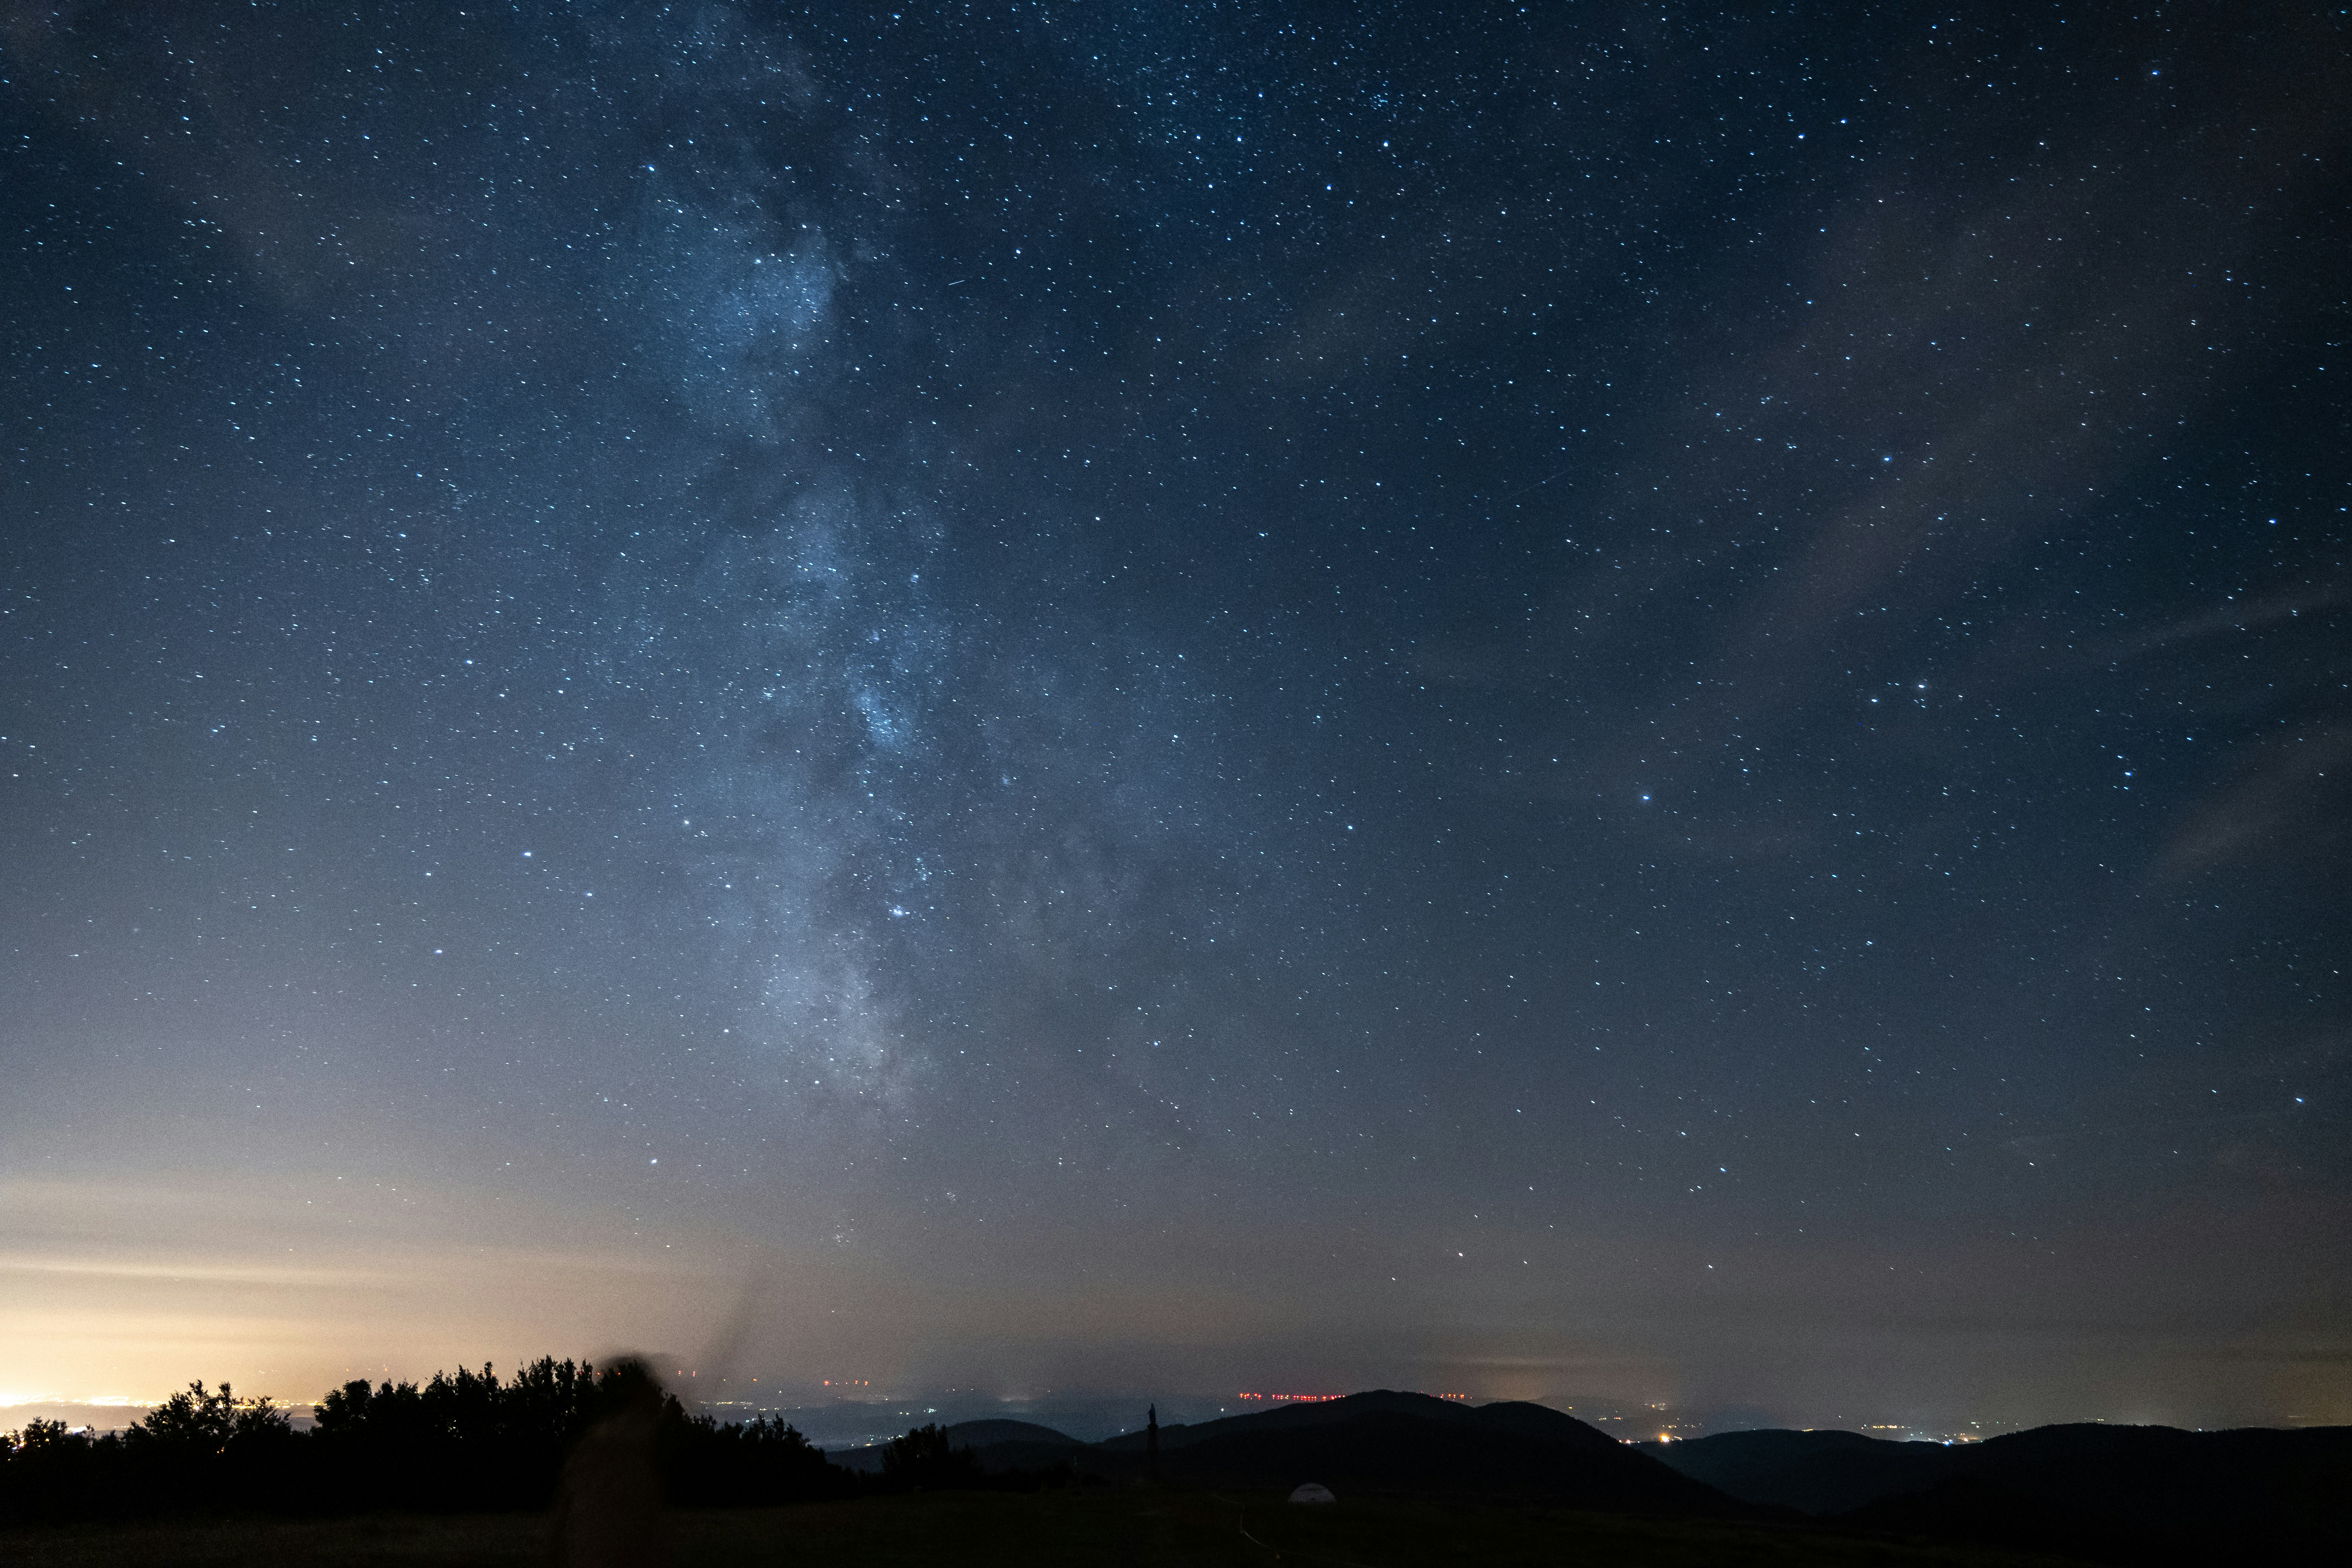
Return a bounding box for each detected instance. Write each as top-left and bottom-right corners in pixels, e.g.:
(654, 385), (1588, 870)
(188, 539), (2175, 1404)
(0, 1359), (1066, 1525)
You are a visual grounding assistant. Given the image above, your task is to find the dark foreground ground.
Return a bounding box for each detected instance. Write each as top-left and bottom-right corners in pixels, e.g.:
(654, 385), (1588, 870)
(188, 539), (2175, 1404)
(0, 1488), (2084, 1567)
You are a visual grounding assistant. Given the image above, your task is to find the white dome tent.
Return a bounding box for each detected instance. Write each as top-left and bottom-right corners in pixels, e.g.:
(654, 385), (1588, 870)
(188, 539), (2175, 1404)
(1288, 1482), (1336, 1504)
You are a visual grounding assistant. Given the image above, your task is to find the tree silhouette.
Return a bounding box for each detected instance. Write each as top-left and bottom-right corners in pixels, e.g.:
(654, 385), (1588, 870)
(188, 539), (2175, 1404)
(881, 1423), (982, 1491)
(127, 1380), (290, 1456)
(3, 1356), (853, 1524)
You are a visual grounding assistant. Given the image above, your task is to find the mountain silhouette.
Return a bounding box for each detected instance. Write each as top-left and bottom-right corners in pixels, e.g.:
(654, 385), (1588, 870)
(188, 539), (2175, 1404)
(935, 1418), (1080, 1448)
(820, 1396), (2350, 1560)
(1085, 1391), (1733, 1510)
(1851, 1423), (2352, 1563)
(1637, 1428), (1951, 1514)
(1644, 1421), (2352, 1563)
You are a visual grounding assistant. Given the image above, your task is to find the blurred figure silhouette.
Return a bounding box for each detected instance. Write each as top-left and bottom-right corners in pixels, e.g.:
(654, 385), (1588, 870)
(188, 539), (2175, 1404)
(547, 1358), (668, 1568)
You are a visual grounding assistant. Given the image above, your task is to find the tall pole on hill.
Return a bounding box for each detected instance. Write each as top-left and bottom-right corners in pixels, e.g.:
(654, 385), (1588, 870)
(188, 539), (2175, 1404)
(1147, 1403), (1159, 1482)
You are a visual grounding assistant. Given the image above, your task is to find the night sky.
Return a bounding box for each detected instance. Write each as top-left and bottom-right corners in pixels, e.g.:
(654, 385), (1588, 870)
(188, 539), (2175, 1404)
(4, 3), (2347, 1435)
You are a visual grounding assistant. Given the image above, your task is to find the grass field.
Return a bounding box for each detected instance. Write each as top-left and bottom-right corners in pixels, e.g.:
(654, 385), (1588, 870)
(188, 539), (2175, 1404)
(0, 1488), (2083, 1566)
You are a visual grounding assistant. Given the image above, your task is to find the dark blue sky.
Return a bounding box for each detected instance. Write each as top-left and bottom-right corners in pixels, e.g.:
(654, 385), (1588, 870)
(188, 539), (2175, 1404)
(4, 2), (2345, 1430)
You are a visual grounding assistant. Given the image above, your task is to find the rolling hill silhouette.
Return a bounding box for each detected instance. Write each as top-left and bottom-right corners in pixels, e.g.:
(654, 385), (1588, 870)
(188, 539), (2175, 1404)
(1636, 1428), (1951, 1514)
(1852, 1422), (2352, 1563)
(932, 1418), (1081, 1449)
(821, 1395), (2350, 1560)
(828, 1417), (1082, 1474)
(1644, 1421), (2352, 1563)
(1080, 1391), (1735, 1510)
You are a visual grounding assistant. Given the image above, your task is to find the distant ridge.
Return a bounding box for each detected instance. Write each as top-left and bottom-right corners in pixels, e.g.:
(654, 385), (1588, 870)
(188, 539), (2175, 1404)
(820, 1394), (2351, 1561)
(1098, 1389), (1615, 1455)
(1644, 1421), (2352, 1563)
(1636, 1428), (1949, 1514)
(936, 1418), (1080, 1449)
(1085, 1390), (1733, 1512)
(829, 1416), (1082, 1473)
(849, 1390), (1731, 1513)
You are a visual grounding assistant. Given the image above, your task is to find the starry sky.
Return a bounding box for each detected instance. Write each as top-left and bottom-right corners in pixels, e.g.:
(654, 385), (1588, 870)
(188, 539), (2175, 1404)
(4, 2), (2347, 1433)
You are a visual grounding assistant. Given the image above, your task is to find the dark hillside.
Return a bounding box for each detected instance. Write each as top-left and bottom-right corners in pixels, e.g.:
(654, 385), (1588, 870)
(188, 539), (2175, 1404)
(1100, 1390), (1621, 1456)
(1457, 1399), (1630, 1454)
(1091, 1394), (1736, 1512)
(1641, 1429), (1955, 1513)
(1849, 1423), (2352, 1564)
(942, 1419), (1079, 1448)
